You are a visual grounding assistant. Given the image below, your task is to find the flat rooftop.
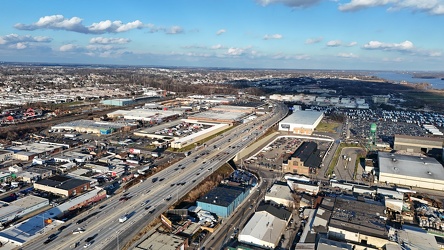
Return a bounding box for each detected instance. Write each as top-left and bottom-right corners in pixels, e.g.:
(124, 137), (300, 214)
(35, 175), (90, 190)
(265, 183), (293, 201)
(197, 185), (246, 207)
(378, 152), (444, 180)
(188, 110), (248, 122)
(280, 110), (323, 126)
(11, 195), (48, 208)
(329, 198), (387, 239)
(135, 232), (185, 250)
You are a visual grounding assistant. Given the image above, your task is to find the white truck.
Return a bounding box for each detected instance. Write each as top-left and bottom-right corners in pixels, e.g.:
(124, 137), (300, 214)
(119, 215), (128, 223)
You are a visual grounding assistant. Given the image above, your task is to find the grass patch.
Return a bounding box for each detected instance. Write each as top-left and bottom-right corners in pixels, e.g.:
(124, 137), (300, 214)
(315, 121), (341, 133)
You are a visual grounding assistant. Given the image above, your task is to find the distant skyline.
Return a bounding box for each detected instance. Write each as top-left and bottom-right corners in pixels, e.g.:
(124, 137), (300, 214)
(1, 0), (443, 71)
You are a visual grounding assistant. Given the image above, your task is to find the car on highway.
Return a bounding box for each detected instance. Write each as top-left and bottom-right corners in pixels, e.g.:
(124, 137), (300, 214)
(58, 225), (68, 232)
(144, 205), (152, 210)
(148, 208), (156, 214)
(83, 241), (93, 248)
(72, 228), (85, 234)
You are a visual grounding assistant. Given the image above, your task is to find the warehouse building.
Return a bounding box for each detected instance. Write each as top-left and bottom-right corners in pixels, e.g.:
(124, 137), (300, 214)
(0, 195), (49, 224)
(264, 182), (294, 208)
(238, 204), (291, 249)
(171, 123), (229, 149)
(107, 108), (182, 122)
(51, 120), (136, 135)
(282, 141), (322, 175)
(34, 175), (91, 197)
(394, 134), (443, 154)
(135, 231), (188, 250)
(0, 150), (13, 162)
(378, 152), (444, 191)
(278, 110), (324, 135)
(196, 185), (249, 218)
(7, 142), (64, 161)
(328, 197), (388, 248)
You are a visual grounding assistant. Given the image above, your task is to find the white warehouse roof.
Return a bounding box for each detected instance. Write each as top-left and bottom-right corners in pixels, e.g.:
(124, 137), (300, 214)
(379, 152), (444, 180)
(280, 110), (323, 126)
(238, 211), (286, 249)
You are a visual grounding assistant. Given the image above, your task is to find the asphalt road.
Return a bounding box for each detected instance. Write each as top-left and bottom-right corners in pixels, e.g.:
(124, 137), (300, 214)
(22, 102), (288, 250)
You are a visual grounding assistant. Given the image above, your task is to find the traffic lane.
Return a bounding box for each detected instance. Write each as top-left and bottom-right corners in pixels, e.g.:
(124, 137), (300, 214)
(30, 107), (287, 249)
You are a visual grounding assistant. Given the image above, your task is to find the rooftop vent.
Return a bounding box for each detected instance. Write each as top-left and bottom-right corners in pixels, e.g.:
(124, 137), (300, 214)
(427, 171), (432, 175)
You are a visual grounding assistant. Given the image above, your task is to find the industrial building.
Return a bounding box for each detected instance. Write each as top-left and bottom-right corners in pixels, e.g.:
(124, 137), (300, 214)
(238, 204), (291, 249)
(378, 152), (444, 191)
(0, 196), (49, 225)
(264, 182), (294, 208)
(187, 106), (253, 124)
(51, 120), (136, 135)
(7, 142), (64, 161)
(135, 232), (188, 250)
(196, 185), (249, 218)
(278, 110), (324, 135)
(101, 95), (162, 106)
(0, 188), (105, 247)
(282, 141), (322, 175)
(170, 123), (229, 149)
(394, 134), (443, 153)
(107, 108), (182, 122)
(328, 198), (388, 248)
(34, 175), (91, 197)
(0, 150), (13, 162)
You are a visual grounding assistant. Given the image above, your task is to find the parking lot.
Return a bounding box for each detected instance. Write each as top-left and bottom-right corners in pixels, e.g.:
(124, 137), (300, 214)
(340, 109), (444, 145)
(245, 136), (332, 175)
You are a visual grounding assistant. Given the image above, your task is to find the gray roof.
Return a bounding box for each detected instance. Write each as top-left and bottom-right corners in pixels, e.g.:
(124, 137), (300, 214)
(135, 232), (186, 250)
(238, 210), (287, 248)
(256, 204), (292, 221)
(265, 183), (293, 201)
(378, 152), (444, 180)
(317, 238), (352, 250)
(197, 185), (247, 207)
(329, 197), (387, 239)
(280, 110), (323, 126)
(35, 175), (90, 190)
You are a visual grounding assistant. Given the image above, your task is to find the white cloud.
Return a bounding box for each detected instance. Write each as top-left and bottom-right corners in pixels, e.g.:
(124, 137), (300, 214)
(347, 41), (358, 46)
(337, 52), (358, 58)
(227, 47), (245, 56)
(363, 40), (414, 51)
(166, 26), (184, 34)
(211, 44), (225, 49)
(257, 0), (322, 8)
(271, 53), (310, 60)
(263, 34), (283, 40)
(90, 37), (130, 44)
(216, 29), (226, 35)
(339, 0), (444, 15)
(59, 44), (82, 52)
(0, 33), (52, 45)
(326, 40), (342, 47)
(362, 40), (442, 57)
(14, 15), (181, 34)
(382, 57), (404, 62)
(8, 43), (27, 50)
(305, 37), (323, 44)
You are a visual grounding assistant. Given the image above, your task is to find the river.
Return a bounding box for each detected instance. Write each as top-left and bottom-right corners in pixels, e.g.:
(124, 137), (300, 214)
(371, 71), (444, 90)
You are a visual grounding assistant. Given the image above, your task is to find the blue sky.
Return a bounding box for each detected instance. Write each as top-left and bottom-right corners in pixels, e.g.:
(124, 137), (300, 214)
(1, 0), (443, 71)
